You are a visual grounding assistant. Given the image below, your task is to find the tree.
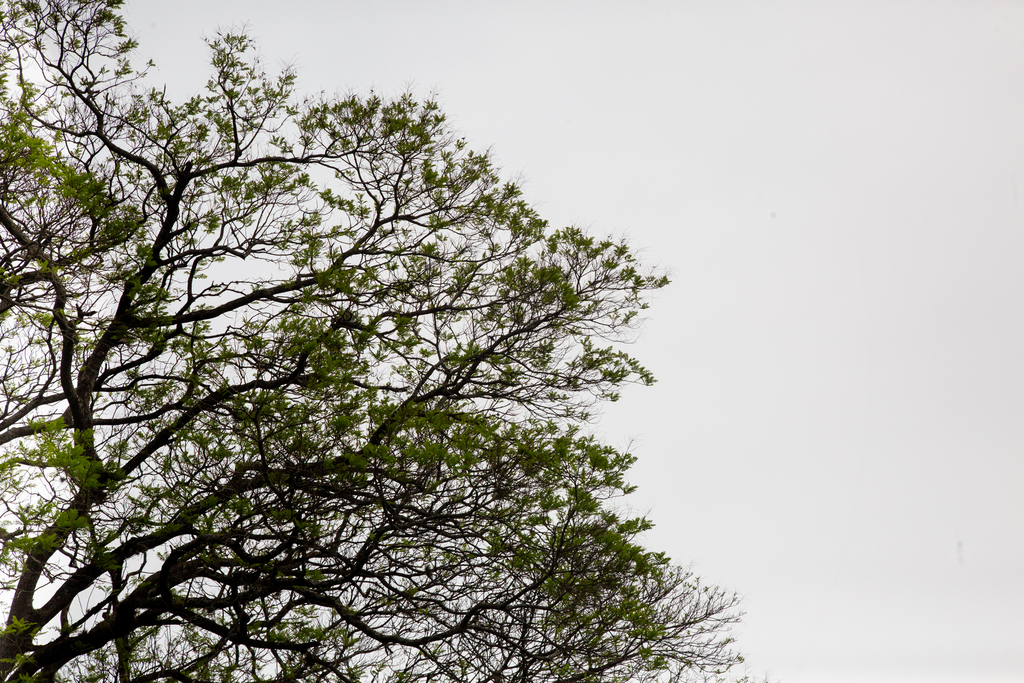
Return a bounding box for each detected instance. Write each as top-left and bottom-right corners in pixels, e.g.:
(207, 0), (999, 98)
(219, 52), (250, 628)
(0, 1), (743, 681)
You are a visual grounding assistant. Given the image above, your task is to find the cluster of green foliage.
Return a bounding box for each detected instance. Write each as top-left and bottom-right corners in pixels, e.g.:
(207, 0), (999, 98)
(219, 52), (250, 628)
(0, 1), (743, 681)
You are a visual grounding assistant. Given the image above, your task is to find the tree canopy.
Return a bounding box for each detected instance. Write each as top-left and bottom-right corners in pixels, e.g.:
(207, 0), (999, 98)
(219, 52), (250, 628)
(0, 1), (744, 681)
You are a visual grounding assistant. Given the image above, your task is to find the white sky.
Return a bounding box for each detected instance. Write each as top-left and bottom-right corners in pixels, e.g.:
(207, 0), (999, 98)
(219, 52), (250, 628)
(123, 2), (1024, 681)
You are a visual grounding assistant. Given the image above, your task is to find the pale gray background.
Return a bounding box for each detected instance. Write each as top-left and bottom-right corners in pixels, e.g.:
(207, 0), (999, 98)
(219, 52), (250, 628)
(123, 2), (1024, 681)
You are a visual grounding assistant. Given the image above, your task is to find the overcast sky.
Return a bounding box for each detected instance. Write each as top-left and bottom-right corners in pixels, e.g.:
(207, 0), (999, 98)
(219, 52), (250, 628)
(124, 2), (1024, 681)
